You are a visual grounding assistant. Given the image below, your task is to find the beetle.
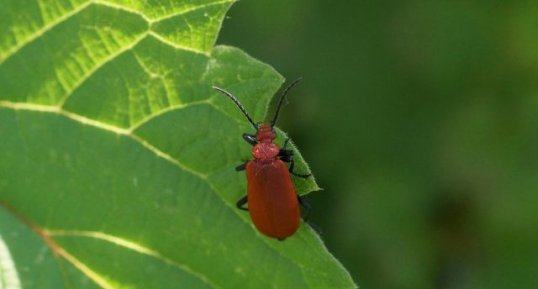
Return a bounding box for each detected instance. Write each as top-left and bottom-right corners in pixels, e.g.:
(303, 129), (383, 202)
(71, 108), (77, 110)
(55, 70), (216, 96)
(213, 79), (311, 240)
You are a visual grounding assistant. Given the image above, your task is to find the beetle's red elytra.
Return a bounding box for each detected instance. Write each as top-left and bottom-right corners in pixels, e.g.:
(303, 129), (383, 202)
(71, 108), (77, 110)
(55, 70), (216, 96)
(213, 79), (311, 240)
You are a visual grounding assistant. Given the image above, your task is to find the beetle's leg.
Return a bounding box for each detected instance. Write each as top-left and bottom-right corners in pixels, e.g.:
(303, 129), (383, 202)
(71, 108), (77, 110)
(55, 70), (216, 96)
(279, 140), (310, 177)
(235, 162), (248, 210)
(235, 161), (248, 171)
(236, 195), (248, 211)
(242, 133), (257, 146)
(279, 138), (293, 160)
(298, 196), (322, 235)
(279, 149), (293, 162)
(288, 159), (311, 178)
(298, 195), (311, 221)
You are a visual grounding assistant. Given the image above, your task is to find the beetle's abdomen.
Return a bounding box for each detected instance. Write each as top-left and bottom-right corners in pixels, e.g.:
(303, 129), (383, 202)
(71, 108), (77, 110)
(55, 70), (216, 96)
(246, 160), (300, 239)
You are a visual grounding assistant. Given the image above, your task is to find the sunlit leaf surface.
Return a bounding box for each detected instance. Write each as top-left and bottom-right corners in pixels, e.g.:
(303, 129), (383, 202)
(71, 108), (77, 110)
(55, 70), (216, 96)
(0, 1), (355, 288)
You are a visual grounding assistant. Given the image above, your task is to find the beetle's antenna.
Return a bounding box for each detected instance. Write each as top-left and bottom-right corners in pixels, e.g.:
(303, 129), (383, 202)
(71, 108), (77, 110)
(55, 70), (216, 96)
(271, 78), (302, 127)
(213, 86), (258, 130)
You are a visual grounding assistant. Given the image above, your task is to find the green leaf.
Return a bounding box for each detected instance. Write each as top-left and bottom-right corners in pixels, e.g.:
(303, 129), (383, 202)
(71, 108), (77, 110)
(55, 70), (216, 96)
(0, 1), (355, 288)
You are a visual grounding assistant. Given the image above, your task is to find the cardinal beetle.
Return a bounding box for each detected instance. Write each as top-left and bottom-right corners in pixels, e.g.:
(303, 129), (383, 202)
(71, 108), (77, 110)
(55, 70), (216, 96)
(213, 79), (311, 240)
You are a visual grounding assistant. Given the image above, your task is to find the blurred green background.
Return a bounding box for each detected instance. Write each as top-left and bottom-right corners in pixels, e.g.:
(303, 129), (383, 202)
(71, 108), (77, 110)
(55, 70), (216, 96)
(218, 1), (538, 289)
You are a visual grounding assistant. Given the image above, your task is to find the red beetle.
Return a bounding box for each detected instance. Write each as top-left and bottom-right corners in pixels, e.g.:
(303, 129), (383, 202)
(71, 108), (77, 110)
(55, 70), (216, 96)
(213, 79), (311, 240)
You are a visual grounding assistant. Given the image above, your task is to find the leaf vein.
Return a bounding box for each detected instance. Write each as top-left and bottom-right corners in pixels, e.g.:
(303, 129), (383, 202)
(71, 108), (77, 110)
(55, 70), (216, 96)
(0, 101), (206, 179)
(128, 100), (212, 132)
(47, 230), (222, 289)
(0, 1), (93, 66)
(92, 0), (151, 22)
(58, 32), (148, 107)
(151, 0), (236, 23)
(147, 32), (208, 55)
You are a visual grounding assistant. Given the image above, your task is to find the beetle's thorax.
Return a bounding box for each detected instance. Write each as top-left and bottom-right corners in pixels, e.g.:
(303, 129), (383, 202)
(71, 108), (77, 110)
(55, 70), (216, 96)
(256, 123), (276, 143)
(252, 143), (279, 161)
(252, 123), (279, 161)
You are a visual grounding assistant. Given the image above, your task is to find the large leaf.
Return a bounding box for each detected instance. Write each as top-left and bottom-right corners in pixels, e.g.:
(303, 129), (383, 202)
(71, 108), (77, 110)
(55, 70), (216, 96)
(0, 1), (356, 288)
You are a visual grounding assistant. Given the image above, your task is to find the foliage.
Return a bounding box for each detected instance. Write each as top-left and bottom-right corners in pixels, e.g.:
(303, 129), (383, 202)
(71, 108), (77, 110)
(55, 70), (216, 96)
(0, 1), (355, 288)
